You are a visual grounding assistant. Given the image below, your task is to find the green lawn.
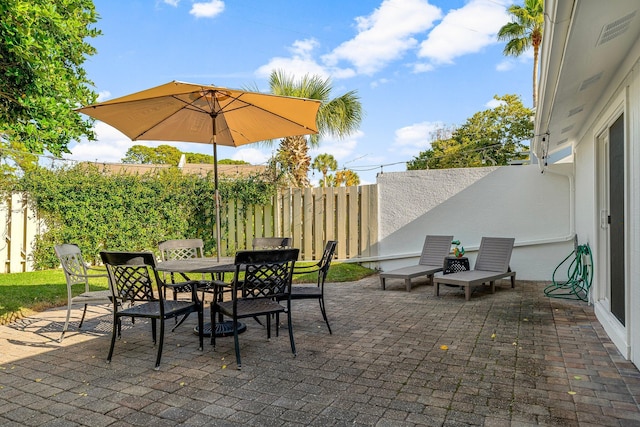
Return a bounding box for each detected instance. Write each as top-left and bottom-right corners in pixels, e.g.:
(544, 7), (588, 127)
(0, 262), (375, 325)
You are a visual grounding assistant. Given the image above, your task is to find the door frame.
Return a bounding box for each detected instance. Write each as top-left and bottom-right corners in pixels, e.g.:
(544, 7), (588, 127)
(593, 99), (630, 358)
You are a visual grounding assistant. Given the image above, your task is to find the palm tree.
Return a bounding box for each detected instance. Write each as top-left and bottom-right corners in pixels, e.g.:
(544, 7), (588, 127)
(334, 169), (360, 187)
(312, 153), (338, 187)
(497, 0), (544, 108)
(268, 70), (363, 187)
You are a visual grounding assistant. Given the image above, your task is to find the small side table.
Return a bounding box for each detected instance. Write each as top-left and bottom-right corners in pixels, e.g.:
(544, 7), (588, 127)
(443, 256), (469, 274)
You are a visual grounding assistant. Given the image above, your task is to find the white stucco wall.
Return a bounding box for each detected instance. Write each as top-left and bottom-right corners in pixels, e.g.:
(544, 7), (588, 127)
(569, 60), (640, 364)
(376, 165), (574, 280)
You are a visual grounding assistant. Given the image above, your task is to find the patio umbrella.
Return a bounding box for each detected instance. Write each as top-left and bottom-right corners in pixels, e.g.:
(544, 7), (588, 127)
(77, 80), (320, 260)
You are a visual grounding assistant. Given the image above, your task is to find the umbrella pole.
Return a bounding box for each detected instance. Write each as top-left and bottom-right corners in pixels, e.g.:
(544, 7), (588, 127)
(212, 114), (221, 263)
(213, 145), (221, 263)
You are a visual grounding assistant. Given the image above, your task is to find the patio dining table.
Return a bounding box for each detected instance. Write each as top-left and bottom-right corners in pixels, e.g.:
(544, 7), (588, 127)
(156, 257), (246, 337)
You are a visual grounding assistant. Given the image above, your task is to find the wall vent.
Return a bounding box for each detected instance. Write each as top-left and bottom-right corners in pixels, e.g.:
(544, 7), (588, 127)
(568, 105), (584, 117)
(579, 72), (603, 91)
(597, 11), (636, 46)
(561, 125), (574, 134)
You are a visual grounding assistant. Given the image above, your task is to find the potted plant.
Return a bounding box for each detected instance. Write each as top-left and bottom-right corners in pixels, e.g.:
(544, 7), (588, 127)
(452, 240), (465, 258)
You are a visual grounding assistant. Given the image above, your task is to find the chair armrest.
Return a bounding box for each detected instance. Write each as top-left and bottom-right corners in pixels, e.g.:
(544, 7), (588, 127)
(67, 271), (108, 280)
(86, 266), (108, 278)
(293, 263), (321, 275)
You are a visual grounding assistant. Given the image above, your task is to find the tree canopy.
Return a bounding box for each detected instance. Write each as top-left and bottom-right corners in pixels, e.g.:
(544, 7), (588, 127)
(407, 94), (533, 170)
(312, 153), (337, 187)
(0, 0), (101, 158)
(122, 144), (248, 166)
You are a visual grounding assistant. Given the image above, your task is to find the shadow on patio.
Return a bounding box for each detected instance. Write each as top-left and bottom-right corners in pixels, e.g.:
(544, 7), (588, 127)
(1, 276), (639, 426)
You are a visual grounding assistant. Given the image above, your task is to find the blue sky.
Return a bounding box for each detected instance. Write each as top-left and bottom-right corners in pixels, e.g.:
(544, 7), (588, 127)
(69, 0), (532, 184)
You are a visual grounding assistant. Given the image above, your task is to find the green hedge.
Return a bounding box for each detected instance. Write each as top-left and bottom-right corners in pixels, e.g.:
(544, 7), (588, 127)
(16, 163), (275, 269)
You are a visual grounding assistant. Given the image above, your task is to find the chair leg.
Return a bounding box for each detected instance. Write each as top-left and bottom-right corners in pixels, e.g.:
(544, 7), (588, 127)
(287, 306), (296, 357)
(197, 308), (203, 351)
(171, 312), (191, 332)
(154, 320), (165, 370)
(151, 319), (157, 345)
(210, 304), (216, 347)
(107, 314), (118, 363)
(59, 301), (73, 342)
(79, 304), (89, 328)
(380, 276), (386, 290)
(266, 315), (272, 339)
(318, 298), (332, 334)
(233, 319), (242, 370)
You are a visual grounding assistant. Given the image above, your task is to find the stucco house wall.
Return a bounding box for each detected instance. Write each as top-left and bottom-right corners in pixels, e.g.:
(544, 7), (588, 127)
(564, 61), (640, 362)
(375, 165), (574, 280)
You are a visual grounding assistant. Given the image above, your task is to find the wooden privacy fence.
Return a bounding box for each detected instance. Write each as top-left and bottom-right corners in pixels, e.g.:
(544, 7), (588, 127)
(1, 185), (378, 272)
(1, 193), (39, 273)
(221, 184), (378, 261)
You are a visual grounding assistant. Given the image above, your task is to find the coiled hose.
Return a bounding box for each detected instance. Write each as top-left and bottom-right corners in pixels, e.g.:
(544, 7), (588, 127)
(544, 242), (593, 302)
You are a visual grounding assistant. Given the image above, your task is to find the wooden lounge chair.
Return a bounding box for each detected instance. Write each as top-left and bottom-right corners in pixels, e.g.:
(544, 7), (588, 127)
(433, 237), (516, 301)
(379, 235), (453, 291)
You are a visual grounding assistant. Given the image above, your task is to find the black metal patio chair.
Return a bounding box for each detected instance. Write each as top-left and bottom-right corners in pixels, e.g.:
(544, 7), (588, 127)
(210, 248), (299, 370)
(280, 240), (337, 334)
(100, 251), (204, 370)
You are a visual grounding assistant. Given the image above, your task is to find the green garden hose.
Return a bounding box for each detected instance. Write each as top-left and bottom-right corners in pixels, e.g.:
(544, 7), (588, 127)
(544, 242), (593, 302)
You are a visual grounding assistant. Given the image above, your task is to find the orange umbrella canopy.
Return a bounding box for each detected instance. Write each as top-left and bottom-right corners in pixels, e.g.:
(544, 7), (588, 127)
(76, 80), (320, 146)
(77, 81), (320, 258)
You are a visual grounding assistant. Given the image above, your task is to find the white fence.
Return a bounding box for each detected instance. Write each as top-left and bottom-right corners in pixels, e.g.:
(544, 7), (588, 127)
(1, 194), (39, 273)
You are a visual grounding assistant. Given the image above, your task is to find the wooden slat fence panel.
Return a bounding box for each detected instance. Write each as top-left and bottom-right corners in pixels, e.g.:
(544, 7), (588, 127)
(303, 187), (313, 257)
(313, 188), (324, 259)
(3, 185), (378, 271)
(336, 189), (348, 259)
(219, 184), (378, 260)
(1, 194), (38, 273)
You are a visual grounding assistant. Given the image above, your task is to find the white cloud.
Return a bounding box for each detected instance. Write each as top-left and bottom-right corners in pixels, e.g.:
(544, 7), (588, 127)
(163, 0), (179, 6)
(496, 59), (514, 72)
(309, 130), (364, 162)
(323, 0), (441, 75)
(392, 121), (444, 155)
(232, 147), (270, 165)
(412, 63), (434, 73)
(485, 98), (505, 109)
(370, 78), (390, 88)
(190, 0), (224, 18)
(256, 0), (441, 80)
(417, 0), (510, 66)
(97, 90), (111, 102)
(69, 122), (135, 163)
(256, 39), (332, 80)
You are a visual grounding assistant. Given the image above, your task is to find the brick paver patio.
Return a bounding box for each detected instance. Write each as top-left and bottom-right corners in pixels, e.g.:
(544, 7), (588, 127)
(1, 276), (639, 426)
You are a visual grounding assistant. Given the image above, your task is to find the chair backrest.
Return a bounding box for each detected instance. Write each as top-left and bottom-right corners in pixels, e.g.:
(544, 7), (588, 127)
(158, 238), (204, 261)
(252, 237), (292, 250)
(418, 235), (454, 266)
(100, 251), (161, 304)
(55, 244), (90, 289)
(474, 237), (515, 272)
(233, 248), (299, 300)
(318, 241), (338, 280)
